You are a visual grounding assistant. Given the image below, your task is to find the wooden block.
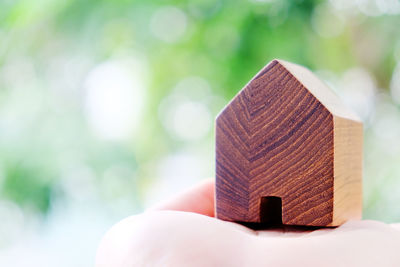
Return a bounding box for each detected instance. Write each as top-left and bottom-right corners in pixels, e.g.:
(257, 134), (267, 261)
(215, 59), (362, 226)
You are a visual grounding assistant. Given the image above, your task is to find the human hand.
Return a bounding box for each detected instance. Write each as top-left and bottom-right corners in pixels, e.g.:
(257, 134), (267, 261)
(96, 180), (400, 267)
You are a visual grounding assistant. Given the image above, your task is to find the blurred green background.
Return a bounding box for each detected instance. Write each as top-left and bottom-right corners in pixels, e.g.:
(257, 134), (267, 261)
(1, 0), (400, 265)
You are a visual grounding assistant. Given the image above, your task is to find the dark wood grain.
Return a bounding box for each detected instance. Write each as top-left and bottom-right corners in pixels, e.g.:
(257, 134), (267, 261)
(215, 59), (362, 227)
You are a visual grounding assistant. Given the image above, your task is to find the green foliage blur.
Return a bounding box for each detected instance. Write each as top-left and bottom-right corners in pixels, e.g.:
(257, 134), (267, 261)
(1, 0), (400, 234)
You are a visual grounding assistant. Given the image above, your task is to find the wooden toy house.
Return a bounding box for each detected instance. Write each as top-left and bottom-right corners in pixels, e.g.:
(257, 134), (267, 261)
(215, 59), (362, 226)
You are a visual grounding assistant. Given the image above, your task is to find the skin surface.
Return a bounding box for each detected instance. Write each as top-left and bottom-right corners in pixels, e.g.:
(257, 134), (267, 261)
(96, 180), (400, 267)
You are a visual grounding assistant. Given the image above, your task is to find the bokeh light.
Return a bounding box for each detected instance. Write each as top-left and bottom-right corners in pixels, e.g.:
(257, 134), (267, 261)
(150, 6), (188, 43)
(84, 58), (146, 140)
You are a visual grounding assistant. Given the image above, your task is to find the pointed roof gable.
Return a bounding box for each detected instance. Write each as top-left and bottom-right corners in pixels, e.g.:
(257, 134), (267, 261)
(269, 59), (361, 122)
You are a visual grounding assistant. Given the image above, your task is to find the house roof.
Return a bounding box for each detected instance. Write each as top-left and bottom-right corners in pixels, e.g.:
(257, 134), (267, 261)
(250, 59), (362, 122)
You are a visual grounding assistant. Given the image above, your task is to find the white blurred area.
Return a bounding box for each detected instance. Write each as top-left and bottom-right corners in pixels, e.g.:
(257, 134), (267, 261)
(84, 58), (146, 140)
(329, 0), (400, 15)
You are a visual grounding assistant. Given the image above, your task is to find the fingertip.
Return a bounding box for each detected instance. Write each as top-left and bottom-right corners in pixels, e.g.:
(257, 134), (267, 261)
(149, 179), (215, 217)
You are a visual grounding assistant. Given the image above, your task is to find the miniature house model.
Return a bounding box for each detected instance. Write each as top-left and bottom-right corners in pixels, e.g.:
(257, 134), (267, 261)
(215, 59), (362, 227)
